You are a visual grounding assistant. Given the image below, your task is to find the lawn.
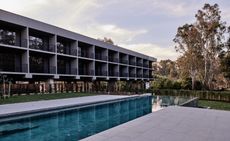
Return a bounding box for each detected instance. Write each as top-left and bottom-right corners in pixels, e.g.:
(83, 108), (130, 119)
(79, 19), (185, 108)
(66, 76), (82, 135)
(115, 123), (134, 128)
(198, 100), (230, 111)
(0, 93), (97, 105)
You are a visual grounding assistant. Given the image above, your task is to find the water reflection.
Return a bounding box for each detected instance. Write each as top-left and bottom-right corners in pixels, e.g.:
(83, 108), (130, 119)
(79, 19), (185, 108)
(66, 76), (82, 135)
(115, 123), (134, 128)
(152, 95), (191, 112)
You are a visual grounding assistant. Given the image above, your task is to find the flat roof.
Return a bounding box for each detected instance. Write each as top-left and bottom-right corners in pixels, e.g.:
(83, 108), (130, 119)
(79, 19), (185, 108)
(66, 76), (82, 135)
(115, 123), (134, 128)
(82, 106), (230, 141)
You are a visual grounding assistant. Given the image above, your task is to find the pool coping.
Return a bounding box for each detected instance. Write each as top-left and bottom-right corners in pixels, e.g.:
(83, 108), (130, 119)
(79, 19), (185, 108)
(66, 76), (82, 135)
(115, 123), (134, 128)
(0, 94), (151, 123)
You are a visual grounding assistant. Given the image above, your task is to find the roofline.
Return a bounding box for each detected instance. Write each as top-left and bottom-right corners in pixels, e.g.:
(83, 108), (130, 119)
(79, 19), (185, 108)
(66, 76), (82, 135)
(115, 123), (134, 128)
(0, 9), (156, 61)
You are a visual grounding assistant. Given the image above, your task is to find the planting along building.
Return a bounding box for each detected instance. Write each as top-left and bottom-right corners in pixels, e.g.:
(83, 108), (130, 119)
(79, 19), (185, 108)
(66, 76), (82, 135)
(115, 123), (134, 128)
(0, 9), (156, 94)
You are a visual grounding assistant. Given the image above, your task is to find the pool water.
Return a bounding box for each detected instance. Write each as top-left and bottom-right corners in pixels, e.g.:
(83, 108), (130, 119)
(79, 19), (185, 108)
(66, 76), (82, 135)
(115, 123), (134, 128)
(0, 96), (152, 141)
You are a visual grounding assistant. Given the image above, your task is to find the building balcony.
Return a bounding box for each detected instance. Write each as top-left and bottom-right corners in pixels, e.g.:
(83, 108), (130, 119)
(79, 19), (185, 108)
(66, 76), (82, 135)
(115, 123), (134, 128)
(95, 54), (107, 61)
(137, 62), (143, 67)
(109, 57), (118, 63)
(109, 71), (119, 77)
(129, 61), (136, 66)
(30, 65), (56, 74)
(78, 51), (94, 59)
(79, 69), (94, 75)
(143, 74), (149, 78)
(0, 64), (28, 73)
(0, 37), (27, 48)
(95, 70), (107, 76)
(57, 47), (77, 56)
(58, 67), (77, 75)
(29, 40), (55, 52)
(129, 73), (136, 77)
(120, 59), (128, 64)
(143, 63), (149, 68)
(120, 73), (128, 77)
(137, 73), (143, 78)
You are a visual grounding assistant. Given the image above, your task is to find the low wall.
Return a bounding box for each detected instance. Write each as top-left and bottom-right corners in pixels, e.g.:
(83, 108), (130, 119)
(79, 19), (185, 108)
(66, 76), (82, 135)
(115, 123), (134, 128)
(153, 89), (230, 102)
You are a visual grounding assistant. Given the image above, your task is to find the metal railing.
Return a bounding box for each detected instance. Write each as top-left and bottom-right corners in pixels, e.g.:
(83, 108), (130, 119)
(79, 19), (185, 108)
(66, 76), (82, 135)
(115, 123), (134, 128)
(79, 69), (94, 75)
(95, 53), (107, 61)
(120, 59), (128, 64)
(29, 39), (55, 52)
(95, 70), (107, 76)
(129, 61), (136, 66)
(109, 71), (119, 77)
(129, 73), (136, 77)
(109, 57), (118, 63)
(120, 73), (128, 77)
(137, 73), (143, 78)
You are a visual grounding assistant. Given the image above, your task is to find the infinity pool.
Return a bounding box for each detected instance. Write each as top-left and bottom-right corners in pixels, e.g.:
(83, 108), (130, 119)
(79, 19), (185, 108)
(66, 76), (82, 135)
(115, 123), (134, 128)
(152, 95), (197, 111)
(0, 95), (152, 141)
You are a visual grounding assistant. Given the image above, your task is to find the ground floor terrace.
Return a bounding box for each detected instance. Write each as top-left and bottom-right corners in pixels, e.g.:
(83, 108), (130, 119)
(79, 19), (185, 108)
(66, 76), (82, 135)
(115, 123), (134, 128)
(0, 74), (149, 97)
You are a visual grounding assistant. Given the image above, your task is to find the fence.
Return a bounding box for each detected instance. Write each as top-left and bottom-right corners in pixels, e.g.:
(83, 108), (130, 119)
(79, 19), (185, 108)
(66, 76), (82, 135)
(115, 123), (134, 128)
(153, 89), (230, 102)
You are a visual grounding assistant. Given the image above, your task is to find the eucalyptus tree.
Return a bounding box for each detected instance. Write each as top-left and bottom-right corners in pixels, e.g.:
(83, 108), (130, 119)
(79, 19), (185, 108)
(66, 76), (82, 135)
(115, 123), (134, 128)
(174, 24), (203, 90)
(195, 3), (226, 89)
(219, 29), (230, 88)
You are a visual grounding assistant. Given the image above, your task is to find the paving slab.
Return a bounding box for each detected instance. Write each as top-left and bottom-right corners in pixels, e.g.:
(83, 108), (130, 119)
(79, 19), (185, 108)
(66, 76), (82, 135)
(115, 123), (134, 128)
(0, 95), (131, 118)
(82, 106), (230, 141)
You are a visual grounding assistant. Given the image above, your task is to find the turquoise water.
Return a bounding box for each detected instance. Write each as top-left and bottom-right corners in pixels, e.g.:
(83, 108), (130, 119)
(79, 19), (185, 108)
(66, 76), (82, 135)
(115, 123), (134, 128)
(0, 96), (152, 141)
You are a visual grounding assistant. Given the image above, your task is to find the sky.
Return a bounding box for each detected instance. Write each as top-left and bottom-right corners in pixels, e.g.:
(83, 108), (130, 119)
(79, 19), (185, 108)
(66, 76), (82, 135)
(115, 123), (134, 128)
(1, 0), (230, 61)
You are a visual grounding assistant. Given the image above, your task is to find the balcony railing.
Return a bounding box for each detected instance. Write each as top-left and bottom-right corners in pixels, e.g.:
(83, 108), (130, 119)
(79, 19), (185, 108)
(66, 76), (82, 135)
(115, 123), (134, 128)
(137, 62), (143, 67)
(143, 63), (149, 68)
(78, 51), (94, 59)
(120, 59), (128, 64)
(29, 40), (55, 52)
(57, 48), (77, 56)
(129, 61), (136, 66)
(0, 37), (27, 48)
(137, 73), (143, 78)
(30, 65), (56, 74)
(109, 57), (118, 63)
(95, 54), (107, 61)
(79, 69), (94, 75)
(129, 73), (136, 77)
(0, 64), (28, 73)
(95, 70), (107, 76)
(120, 73), (128, 77)
(109, 71), (119, 77)
(143, 74), (149, 78)
(58, 67), (77, 75)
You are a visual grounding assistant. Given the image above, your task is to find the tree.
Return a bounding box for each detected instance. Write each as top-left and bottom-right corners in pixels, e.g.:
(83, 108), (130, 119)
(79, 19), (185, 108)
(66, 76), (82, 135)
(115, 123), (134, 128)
(98, 37), (114, 45)
(195, 3), (226, 89)
(174, 24), (203, 90)
(174, 3), (227, 90)
(154, 59), (178, 79)
(219, 30), (230, 88)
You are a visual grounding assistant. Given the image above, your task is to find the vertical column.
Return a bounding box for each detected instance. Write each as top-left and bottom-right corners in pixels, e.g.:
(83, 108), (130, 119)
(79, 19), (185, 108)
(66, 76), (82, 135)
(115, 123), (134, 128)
(92, 45), (96, 80)
(75, 41), (80, 79)
(50, 35), (58, 77)
(22, 27), (32, 78)
(71, 40), (78, 75)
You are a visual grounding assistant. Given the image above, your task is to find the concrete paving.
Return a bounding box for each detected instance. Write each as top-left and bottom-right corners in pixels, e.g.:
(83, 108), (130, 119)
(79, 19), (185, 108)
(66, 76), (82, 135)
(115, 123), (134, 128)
(82, 106), (230, 141)
(0, 95), (131, 118)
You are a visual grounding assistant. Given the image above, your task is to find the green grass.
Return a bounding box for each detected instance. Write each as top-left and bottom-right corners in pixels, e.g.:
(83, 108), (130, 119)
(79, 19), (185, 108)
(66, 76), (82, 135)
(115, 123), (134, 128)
(0, 93), (97, 105)
(198, 100), (230, 111)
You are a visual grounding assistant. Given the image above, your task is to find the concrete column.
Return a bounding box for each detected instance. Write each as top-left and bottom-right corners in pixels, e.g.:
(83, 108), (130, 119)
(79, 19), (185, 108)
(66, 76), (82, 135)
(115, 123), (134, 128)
(50, 35), (57, 74)
(47, 79), (55, 93)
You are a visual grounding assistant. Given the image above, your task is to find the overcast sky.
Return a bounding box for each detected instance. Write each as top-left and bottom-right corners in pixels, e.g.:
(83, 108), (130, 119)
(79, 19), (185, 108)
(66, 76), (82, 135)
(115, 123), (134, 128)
(1, 0), (230, 61)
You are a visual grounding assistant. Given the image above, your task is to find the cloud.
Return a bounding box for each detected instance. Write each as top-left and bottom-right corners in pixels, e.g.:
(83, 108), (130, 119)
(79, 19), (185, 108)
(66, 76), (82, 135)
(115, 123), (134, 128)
(119, 43), (180, 61)
(78, 24), (147, 44)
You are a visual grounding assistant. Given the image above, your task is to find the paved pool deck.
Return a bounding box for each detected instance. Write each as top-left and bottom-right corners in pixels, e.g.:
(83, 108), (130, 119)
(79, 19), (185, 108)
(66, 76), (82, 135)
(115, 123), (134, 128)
(0, 95), (131, 118)
(82, 106), (230, 141)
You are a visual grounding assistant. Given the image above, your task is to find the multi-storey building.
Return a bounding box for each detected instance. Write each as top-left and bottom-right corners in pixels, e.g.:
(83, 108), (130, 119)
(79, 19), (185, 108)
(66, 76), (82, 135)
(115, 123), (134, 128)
(0, 9), (156, 93)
